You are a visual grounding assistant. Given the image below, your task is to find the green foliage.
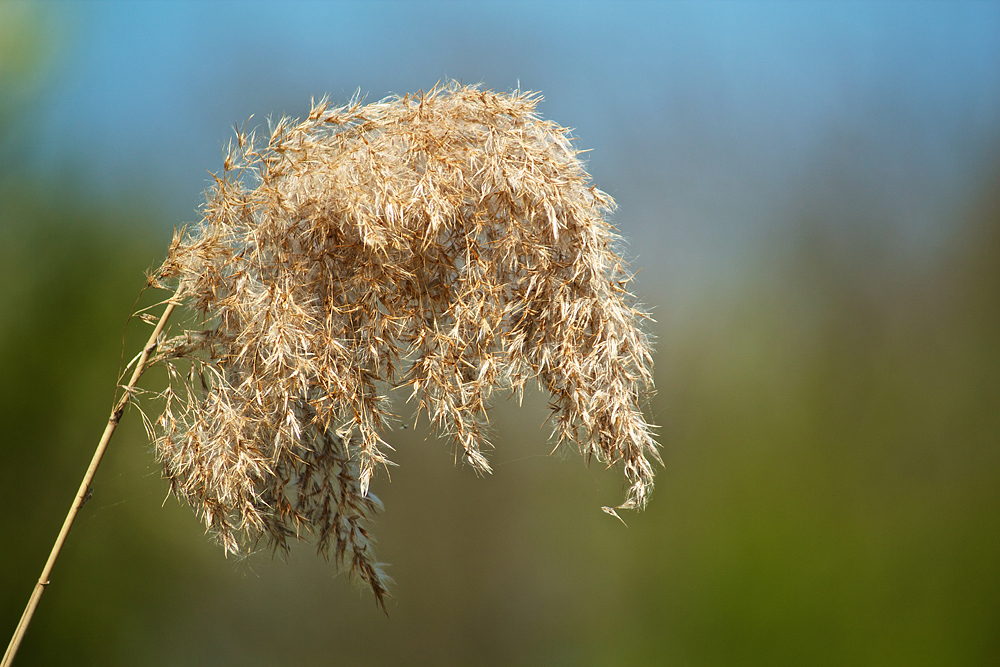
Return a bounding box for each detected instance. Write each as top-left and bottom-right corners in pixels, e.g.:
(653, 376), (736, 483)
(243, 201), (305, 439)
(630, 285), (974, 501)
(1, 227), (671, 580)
(622, 175), (1000, 665)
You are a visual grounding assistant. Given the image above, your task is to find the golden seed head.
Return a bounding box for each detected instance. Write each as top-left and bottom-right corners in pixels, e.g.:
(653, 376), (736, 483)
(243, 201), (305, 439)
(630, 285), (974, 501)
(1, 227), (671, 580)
(149, 82), (659, 605)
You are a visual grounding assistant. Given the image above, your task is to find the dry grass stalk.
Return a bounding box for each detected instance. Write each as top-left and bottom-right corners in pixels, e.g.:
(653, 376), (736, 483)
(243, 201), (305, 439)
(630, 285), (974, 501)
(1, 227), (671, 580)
(147, 82), (659, 606)
(3, 301), (177, 667)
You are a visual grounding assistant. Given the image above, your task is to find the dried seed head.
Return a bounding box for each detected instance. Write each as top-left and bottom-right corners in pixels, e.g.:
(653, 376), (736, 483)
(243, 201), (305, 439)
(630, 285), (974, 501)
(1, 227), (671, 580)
(149, 82), (659, 604)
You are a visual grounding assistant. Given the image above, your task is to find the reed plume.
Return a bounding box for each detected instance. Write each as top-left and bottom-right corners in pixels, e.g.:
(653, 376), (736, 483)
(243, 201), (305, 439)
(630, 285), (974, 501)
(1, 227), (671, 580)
(5, 88), (659, 664)
(145, 82), (659, 605)
(5, 82), (658, 663)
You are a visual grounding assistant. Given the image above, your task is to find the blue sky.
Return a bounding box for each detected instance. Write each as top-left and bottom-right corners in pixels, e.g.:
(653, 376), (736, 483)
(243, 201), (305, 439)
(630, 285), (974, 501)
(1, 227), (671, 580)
(14, 1), (1000, 288)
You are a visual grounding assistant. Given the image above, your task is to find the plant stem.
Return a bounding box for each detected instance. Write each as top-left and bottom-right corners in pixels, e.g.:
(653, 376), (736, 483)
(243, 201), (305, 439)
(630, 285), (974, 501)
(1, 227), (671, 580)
(2, 300), (176, 667)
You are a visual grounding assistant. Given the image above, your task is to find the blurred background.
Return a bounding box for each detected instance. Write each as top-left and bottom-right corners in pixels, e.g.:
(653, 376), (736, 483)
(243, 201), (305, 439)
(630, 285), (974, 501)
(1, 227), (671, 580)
(2, 1), (999, 665)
